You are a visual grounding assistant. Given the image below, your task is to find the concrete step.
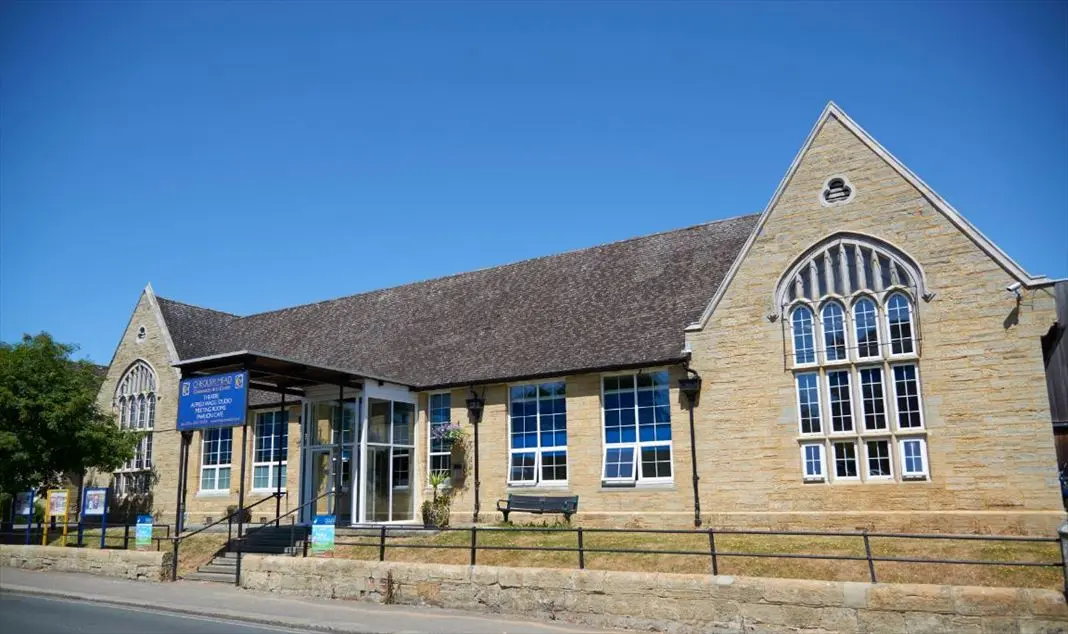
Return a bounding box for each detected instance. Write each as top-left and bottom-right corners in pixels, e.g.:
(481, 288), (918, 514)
(197, 563), (239, 575)
(183, 570), (236, 584)
(208, 556), (236, 568)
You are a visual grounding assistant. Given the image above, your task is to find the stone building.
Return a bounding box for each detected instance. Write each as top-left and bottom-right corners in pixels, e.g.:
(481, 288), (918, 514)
(93, 103), (1065, 535)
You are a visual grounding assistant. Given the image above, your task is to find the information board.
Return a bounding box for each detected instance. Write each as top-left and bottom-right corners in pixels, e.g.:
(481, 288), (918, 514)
(177, 371), (248, 430)
(135, 514), (154, 550)
(311, 515), (335, 555)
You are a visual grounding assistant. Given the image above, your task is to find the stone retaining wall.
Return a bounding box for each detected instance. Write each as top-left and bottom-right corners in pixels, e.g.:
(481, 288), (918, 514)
(0, 545), (171, 582)
(241, 555), (1068, 634)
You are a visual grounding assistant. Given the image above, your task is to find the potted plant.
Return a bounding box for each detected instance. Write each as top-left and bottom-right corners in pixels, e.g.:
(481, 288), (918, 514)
(432, 422), (468, 463)
(421, 471), (452, 528)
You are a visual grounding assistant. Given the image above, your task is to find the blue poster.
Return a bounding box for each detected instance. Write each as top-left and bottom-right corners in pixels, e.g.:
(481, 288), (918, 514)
(135, 514), (153, 550)
(177, 371), (248, 430)
(311, 515), (335, 554)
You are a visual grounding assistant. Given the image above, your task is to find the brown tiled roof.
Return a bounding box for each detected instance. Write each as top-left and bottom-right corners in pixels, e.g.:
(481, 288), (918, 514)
(156, 214), (758, 388)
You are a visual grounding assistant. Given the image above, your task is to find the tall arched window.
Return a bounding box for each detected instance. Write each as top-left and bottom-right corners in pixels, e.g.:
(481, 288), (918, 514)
(778, 234), (929, 484)
(114, 360), (157, 496)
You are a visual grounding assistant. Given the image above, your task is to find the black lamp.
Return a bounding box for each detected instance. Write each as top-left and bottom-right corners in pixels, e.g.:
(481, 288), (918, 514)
(679, 374), (702, 405)
(466, 390), (485, 522)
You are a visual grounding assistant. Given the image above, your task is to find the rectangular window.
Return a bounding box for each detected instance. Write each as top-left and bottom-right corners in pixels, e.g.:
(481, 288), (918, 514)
(801, 443), (825, 481)
(859, 367), (887, 431)
(900, 438), (928, 479)
(428, 393), (452, 480)
(892, 364), (923, 429)
(200, 427), (233, 492)
(827, 370), (853, 433)
(252, 411), (288, 490)
(602, 371), (672, 483)
(796, 373), (822, 434)
(509, 382), (567, 485)
(833, 441), (858, 479)
(865, 440), (892, 479)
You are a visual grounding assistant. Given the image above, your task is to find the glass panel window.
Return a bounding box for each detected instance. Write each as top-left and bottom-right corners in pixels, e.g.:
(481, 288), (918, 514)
(509, 382), (567, 485)
(833, 442), (858, 479)
(865, 440), (892, 479)
(428, 393), (452, 480)
(801, 443), (825, 481)
(887, 293), (915, 355)
(252, 411), (288, 490)
(602, 371), (671, 483)
(796, 373), (822, 434)
(859, 367), (887, 431)
(114, 361), (156, 493)
(853, 298), (881, 359)
(827, 371), (853, 433)
(899, 438), (928, 479)
(822, 303), (847, 361)
(792, 306), (816, 365)
(892, 364), (923, 429)
(200, 427), (233, 493)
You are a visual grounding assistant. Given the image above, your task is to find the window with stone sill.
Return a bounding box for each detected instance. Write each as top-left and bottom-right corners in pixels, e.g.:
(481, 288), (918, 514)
(113, 360), (156, 494)
(601, 371), (672, 485)
(778, 235), (930, 483)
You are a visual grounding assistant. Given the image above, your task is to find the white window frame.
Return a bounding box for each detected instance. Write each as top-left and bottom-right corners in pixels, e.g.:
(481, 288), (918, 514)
(507, 381), (568, 487)
(863, 439), (894, 481)
(427, 391), (452, 483)
(884, 291), (917, 358)
(858, 366), (888, 432)
(800, 443), (826, 482)
(114, 360), (156, 494)
(601, 370), (673, 486)
(199, 427), (233, 494)
(851, 296), (882, 361)
(831, 440), (860, 481)
(252, 411), (288, 492)
(820, 301), (848, 364)
(825, 369), (854, 434)
(898, 437), (929, 480)
(890, 363), (925, 430)
(795, 372), (822, 435)
(790, 304), (818, 367)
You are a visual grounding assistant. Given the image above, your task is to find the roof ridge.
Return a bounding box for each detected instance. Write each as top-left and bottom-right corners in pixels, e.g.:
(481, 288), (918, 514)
(157, 295), (240, 318)
(234, 212), (761, 322)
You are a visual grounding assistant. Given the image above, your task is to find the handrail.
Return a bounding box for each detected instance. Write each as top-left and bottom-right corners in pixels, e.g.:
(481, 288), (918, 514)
(270, 489), (333, 528)
(172, 492), (284, 544)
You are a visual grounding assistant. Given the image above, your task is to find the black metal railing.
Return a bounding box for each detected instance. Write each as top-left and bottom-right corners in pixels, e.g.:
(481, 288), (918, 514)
(168, 492), (283, 581)
(295, 524), (1066, 589)
(0, 522), (171, 550)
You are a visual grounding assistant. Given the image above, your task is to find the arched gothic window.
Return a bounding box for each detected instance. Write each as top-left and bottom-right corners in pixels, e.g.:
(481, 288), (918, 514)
(114, 360), (157, 496)
(777, 234), (929, 484)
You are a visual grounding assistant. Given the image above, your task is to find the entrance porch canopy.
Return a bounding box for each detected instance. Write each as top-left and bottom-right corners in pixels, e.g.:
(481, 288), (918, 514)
(173, 350), (414, 398)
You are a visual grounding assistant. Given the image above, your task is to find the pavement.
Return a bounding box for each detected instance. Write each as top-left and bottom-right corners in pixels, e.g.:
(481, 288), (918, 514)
(0, 568), (613, 634)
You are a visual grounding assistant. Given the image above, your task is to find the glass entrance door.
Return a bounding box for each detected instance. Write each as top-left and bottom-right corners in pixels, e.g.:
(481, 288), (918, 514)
(309, 448), (332, 516)
(301, 397), (359, 524)
(363, 399), (415, 522)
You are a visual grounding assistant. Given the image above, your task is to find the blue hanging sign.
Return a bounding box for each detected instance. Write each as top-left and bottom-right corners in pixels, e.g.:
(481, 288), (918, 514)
(177, 371), (248, 430)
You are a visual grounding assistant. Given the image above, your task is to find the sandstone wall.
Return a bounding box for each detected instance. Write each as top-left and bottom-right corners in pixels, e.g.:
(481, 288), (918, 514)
(240, 555), (1068, 634)
(0, 545), (172, 582)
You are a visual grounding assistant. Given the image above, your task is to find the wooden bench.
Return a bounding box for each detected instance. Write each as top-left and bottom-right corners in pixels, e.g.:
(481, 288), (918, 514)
(496, 494), (579, 522)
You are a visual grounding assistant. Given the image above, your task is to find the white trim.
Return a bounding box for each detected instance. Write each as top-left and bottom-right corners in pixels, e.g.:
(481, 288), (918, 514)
(898, 437), (930, 480)
(800, 443), (826, 482)
(687, 102), (1049, 333)
(825, 369), (855, 434)
(199, 427), (234, 493)
(599, 369), (675, 486)
(890, 363), (925, 431)
(795, 372), (822, 436)
(251, 410), (288, 492)
(426, 390), (453, 483)
(884, 291), (918, 357)
(506, 381), (569, 487)
(857, 366), (888, 432)
(831, 440), (860, 481)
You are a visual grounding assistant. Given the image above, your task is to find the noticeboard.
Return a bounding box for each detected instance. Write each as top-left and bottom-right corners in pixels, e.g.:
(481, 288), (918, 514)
(311, 515), (335, 555)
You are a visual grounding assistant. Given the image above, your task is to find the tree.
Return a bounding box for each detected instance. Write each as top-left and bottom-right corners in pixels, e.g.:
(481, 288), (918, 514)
(0, 333), (137, 499)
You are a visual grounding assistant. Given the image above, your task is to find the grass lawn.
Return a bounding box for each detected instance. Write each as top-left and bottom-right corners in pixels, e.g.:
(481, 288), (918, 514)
(328, 524), (1062, 591)
(19, 527), (228, 578)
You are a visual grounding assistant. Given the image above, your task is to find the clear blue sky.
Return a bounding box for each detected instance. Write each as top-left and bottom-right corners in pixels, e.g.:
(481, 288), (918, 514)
(2, 1), (1066, 364)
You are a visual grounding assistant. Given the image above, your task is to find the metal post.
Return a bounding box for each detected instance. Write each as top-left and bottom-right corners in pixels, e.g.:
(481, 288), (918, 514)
(379, 526), (386, 561)
(333, 384), (343, 519)
(235, 382), (250, 586)
(276, 392), (286, 526)
(577, 527), (585, 569)
(123, 523), (130, 549)
(1058, 522), (1068, 596)
(470, 526), (477, 566)
(179, 431), (192, 534)
(228, 515), (233, 550)
(472, 419), (481, 524)
(686, 397), (702, 528)
(708, 528), (718, 576)
(863, 530), (877, 584)
(171, 538), (179, 581)
(25, 490), (35, 545)
(99, 489), (109, 550)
